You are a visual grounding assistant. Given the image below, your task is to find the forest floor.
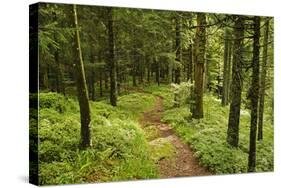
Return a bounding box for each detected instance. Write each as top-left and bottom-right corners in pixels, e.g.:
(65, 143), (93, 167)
(139, 95), (210, 178)
(37, 86), (273, 185)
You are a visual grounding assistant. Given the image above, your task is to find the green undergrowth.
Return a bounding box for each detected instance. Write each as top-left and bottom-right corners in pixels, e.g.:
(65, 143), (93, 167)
(148, 137), (176, 162)
(152, 86), (274, 174)
(142, 84), (174, 109)
(34, 92), (158, 185)
(117, 93), (155, 119)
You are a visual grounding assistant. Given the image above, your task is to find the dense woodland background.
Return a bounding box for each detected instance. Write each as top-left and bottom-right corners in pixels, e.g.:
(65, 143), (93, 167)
(30, 3), (274, 185)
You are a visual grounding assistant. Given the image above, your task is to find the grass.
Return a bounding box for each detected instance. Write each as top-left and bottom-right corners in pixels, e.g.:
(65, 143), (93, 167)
(150, 85), (274, 174)
(34, 92), (158, 185)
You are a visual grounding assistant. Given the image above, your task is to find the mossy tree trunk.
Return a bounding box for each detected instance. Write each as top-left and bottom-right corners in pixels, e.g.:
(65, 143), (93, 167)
(72, 4), (91, 149)
(192, 13), (206, 119)
(226, 16), (245, 147)
(248, 16), (261, 172)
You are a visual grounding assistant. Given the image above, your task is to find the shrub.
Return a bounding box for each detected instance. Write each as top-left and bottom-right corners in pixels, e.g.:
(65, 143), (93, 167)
(39, 92), (78, 113)
(161, 91), (274, 174)
(37, 92), (157, 185)
(171, 81), (193, 107)
(190, 128), (248, 174)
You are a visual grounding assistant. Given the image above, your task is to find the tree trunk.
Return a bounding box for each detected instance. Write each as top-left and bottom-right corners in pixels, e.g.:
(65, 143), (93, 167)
(104, 72), (108, 91)
(43, 65), (49, 89)
(175, 15), (181, 84)
(90, 51), (95, 101)
(116, 56), (121, 95)
(107, 7), (117, 106)
(72, 4), (91, 149)
(139, 57), (144, 84)
(155, 58), (160, 86)
(132, 29), (137, 87)
(222, 28), (231, 105)
(258, 18), (270, 141)
(204, 53), (210, 92)
(168, 62), (173, 84)
(227, 16), (245, 147)
(54, 50), (60, 93)
(53, 46), (65, 95)
(53, 12), (65, 95)
(226, 41), (233, 104)
(188, 44), (193, 82)
(132, 64), (137, 87)
(248, 17), (261, 172)
(147, 60), (151, 83)
(99, 71), (103, 97)
(91, 71), (95, 101)
(192, 13), (206, 119)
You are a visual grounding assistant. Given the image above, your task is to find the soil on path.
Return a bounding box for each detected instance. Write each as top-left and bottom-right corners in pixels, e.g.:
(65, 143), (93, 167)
(139, 96), (210, 178)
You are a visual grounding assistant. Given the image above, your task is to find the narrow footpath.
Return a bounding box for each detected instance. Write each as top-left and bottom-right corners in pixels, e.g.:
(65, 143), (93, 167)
(139, 95), (210, 177)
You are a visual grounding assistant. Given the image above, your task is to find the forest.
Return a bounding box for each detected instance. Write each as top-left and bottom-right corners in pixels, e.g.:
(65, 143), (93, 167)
(29, 3), (274, 185)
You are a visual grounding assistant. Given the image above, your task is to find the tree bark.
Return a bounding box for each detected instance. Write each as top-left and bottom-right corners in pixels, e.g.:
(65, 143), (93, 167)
(227, 16), (245, 147)
(248, 16), (261, 172)
(107, 7), (117, 106)
(192, 13), (206, 119)
(258, 18), (270, 141)
(72, 4), (91, 149)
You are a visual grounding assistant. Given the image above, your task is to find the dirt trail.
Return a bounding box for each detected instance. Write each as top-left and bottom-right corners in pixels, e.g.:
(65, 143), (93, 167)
(139, 96), (210, 178)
